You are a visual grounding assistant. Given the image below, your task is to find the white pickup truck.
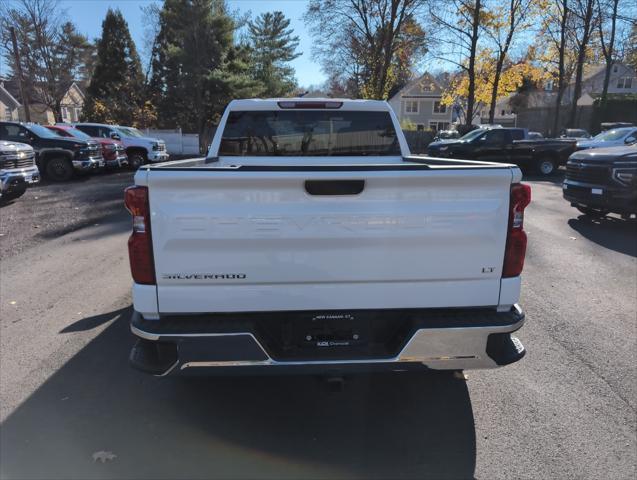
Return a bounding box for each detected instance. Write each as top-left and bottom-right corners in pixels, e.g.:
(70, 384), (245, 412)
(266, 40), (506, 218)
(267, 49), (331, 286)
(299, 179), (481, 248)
(126, 99), (530, 376)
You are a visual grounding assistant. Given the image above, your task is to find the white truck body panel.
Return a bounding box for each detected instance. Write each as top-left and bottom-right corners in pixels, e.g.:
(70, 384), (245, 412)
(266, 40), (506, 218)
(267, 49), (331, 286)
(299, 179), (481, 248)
(144, 166), (514, 313)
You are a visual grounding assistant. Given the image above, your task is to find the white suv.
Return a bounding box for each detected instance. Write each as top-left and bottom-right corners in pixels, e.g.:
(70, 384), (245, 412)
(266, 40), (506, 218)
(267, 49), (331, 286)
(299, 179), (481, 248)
(74, 123), (169, 169)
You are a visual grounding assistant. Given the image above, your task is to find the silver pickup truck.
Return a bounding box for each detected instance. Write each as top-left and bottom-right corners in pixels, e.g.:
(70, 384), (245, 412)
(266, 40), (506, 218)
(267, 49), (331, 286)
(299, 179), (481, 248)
(0, 141), (40, 202)
(126, 98), (530, 377)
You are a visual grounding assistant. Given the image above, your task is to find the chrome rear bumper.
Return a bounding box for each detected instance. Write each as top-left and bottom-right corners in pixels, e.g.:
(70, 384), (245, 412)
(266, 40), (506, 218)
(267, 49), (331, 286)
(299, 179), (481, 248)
(130, 306), (526, 375)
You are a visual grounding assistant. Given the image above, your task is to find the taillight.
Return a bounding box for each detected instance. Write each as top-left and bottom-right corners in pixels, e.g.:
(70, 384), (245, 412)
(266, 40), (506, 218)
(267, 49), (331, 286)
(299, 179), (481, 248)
(502, 183), (531, 278)
(124, 186), (155, 284)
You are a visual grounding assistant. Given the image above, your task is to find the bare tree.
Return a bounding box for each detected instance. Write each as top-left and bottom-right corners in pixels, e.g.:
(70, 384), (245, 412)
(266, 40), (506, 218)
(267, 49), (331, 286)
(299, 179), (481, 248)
(0, 0), (92, 121)
(553, 0), (570, 136)
(305, 0), (427, 99)
(596, 0), (620, 107)
(568, 0), (598, 126)
(140, 2), (162, 82)
(427, 0), (484, 126)
(483, 0), (535, 124)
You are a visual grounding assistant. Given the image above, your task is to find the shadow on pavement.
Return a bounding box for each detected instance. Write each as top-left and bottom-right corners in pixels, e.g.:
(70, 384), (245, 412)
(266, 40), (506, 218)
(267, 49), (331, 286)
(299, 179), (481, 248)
(59, 306), (131, 334)
(1, 307), (476, 480)
(568, 215), (637, 257)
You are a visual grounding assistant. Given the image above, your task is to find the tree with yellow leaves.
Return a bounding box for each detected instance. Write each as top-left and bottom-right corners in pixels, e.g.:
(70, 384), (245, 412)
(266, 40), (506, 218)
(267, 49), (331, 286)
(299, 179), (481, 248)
(482, 0), (540, 123)
(442, 49), (546, 124)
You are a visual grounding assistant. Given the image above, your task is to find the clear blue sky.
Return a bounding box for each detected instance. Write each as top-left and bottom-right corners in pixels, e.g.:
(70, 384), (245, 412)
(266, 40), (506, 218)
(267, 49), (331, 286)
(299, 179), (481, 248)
(2, 0), (326, 87)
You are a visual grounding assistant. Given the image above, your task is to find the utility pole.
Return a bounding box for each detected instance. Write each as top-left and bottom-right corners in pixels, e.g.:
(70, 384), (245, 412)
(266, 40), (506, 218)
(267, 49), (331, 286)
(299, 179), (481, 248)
(9, 27), (31, 122)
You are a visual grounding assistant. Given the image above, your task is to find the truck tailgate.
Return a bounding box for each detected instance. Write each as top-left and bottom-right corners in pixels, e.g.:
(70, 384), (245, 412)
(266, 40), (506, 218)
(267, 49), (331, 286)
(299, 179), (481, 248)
(146, 166), (513, 313)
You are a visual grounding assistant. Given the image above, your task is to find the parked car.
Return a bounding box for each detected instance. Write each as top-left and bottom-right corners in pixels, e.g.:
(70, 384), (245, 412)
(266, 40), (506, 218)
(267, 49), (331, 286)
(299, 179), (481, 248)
(0, 122), (104, 181)
(563, 145), (637, 218)
(528, 131), (544, 139)
(0, 141), (39, 202)
(73, 123), (168, 169)
(575, 127), (637, 151)
(433, 130), (460, 141)
(559, 128), (592, 139)
(426, 126), (576, 175)
(47, 125), (128, 169)
(127, 98), (529, 376)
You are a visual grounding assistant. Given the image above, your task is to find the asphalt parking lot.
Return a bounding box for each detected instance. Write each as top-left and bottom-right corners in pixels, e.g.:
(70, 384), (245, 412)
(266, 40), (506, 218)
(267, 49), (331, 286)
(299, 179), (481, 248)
(1, 170), (635, 480)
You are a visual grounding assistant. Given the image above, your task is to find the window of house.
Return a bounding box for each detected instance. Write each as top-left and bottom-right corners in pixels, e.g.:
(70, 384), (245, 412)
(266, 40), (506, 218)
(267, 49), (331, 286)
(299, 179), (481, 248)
(404, 100), (419, 114)
(612, 65), (618, 73)
(544, 80), (554, 91)
(61, 107), (69, 120)
(433, 101), (446, 113)
(417, 124), (424, 131)
(617, 77), (633, 89)
(429, 121), (449, 131)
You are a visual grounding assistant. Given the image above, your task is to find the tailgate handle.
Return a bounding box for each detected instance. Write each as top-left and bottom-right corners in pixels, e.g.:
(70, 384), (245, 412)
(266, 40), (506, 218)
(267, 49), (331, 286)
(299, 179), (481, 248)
(305, 180), (365, 196)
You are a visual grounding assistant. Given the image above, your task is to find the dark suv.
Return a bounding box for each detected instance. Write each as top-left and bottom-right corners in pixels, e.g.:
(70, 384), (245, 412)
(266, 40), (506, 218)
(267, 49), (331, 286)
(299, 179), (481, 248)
(0, 122), (104, 181)
(563, 145), (637, 218)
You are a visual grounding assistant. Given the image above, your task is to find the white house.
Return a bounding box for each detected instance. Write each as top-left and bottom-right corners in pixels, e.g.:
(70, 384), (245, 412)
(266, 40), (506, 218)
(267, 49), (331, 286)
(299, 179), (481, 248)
(0, 78), (86, 124)
(0, 79), (21, 122)
(388, 73), (453, 132)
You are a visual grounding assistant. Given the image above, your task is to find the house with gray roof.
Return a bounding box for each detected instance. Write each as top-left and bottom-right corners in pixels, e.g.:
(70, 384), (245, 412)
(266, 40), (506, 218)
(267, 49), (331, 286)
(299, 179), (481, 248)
(388, 73), (453, 132)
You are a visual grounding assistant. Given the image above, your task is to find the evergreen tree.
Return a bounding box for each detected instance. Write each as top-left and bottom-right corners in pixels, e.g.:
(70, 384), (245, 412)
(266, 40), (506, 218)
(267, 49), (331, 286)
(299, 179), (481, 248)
(247, 11), (301, 97)
(83, 8), (145, 125)
(149, 0), (263, 137)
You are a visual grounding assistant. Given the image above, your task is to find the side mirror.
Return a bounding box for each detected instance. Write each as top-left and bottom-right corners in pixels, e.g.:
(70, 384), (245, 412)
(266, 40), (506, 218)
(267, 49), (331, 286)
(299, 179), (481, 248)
(110, 132), (121, 140)
(625, 136), (636, 144)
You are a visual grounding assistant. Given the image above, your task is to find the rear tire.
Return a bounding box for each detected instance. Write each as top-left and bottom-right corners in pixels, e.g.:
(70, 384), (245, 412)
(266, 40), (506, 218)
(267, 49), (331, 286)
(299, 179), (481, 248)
(45, 157), (74, 182)
(537, 158), (556, 176)
(575, 205), (609, 218)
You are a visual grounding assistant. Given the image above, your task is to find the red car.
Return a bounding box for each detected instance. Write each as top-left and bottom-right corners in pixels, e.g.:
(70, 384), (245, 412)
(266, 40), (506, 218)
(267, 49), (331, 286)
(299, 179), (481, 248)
(45, 125), (128, 169)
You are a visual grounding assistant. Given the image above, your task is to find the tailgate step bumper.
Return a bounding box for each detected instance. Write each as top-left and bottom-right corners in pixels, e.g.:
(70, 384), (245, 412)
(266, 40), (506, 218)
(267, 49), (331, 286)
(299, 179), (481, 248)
(129, 306), (525, 375)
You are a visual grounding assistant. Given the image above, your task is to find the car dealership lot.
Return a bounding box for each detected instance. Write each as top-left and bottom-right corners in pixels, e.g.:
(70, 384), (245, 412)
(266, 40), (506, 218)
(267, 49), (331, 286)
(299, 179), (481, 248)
(0, 172), (635, 479)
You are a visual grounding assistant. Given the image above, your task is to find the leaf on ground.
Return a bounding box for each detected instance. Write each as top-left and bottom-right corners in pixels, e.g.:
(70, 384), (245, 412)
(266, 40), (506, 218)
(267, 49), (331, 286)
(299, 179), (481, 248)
(92, 451), (116, 463)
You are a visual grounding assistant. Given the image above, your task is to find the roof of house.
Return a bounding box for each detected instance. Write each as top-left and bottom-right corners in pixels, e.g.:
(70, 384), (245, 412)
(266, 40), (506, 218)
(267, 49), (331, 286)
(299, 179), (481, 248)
(389, 73), (444, 101)
(1, 78), (86, 104)
(0, 79), (21, 109)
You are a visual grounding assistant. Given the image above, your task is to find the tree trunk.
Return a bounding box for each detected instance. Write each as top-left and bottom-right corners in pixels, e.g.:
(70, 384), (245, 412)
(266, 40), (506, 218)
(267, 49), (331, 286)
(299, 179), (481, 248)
(568, 56), (585, 127)
(54, 100), (63, 123)
(599, 0), (618, 108)
(488, 0), (516, 124)
(488, 52), (506, 124)
(465, 0), (481, 127)
(553, 0), (568, 136)
(568, 0), (595, 126)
